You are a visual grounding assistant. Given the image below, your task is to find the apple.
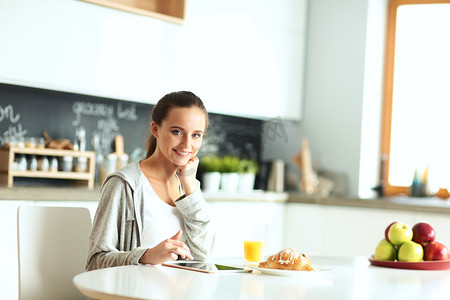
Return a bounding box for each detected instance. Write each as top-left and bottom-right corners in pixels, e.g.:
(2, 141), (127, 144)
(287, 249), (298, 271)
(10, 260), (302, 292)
(412, 222), (436, 247)
(398, 240), (424, 262)
(384, 221), (398, 242)
(374, 239), (397, 261)
(424, 242), (450, 261)
(388, 222), (413, 246)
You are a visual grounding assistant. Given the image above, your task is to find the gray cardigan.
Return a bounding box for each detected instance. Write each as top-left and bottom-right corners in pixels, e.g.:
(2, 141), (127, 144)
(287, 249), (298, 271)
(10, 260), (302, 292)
(86, 161), (215, 271)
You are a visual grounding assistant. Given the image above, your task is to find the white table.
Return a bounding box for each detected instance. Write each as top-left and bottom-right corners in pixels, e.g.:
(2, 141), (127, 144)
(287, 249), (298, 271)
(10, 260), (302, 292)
(73, 257), (450, 300)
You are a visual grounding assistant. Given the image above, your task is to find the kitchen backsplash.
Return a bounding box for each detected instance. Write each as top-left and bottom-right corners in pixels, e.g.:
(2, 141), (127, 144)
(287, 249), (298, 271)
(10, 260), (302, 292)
(0, 83), (262, 165)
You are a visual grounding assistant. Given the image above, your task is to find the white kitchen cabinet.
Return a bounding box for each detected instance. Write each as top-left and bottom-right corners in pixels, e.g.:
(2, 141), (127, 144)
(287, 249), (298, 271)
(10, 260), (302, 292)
(284, 203), (325, 256)
(321, 206), (413, 257)
(175, 0), (307, 120)
(0, 0), (306, 120)
(284, 203), (416, 257)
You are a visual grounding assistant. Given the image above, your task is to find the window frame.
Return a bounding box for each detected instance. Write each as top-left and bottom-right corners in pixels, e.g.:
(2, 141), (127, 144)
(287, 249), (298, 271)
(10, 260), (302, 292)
(381, 0), (450, 197)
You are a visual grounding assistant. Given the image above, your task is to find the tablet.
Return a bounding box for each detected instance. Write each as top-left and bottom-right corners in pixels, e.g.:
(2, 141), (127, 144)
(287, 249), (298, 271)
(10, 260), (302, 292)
(161, 261), (251, 274)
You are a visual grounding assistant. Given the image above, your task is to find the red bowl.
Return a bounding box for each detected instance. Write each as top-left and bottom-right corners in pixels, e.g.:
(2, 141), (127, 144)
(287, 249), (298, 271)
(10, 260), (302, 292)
(368, 255), (450, 270)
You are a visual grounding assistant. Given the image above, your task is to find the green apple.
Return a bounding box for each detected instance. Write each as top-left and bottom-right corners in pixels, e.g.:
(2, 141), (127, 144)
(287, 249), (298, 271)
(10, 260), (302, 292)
(388, 222), (413, 246)
(398, 240), (424, 262)
(374, 239), (397, 261)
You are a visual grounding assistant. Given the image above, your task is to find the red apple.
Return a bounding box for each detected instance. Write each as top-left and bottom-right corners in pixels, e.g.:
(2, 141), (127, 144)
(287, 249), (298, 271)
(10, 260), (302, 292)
(412, 222), (436, 247)
(385, 222), (398, 242)
(424, 242), (450, 261)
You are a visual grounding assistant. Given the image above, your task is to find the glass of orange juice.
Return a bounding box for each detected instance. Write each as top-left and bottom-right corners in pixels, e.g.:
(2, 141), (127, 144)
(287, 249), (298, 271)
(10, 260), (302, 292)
(243, 223), (267, 265)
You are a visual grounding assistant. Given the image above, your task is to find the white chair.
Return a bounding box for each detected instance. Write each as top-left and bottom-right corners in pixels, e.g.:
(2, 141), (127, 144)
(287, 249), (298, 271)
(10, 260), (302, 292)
(17, 205), (92, 300)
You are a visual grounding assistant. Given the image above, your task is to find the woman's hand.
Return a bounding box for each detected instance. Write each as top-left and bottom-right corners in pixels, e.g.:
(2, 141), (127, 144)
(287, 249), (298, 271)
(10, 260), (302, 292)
(177, 156), (199, 195)
(139, 230), (193, 265)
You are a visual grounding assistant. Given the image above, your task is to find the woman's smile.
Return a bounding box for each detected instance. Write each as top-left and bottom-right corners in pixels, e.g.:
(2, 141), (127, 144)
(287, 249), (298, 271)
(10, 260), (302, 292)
(173, 149), (191, 157)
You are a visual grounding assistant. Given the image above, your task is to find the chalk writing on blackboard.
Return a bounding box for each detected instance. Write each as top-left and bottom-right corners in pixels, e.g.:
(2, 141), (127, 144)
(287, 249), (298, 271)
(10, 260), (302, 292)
(0, 105), (20, 123)
(72, 102), (114, 127)
(117, 103), (138, 121)
(72, 101), (139, 154)
(0, 104), (28, 139)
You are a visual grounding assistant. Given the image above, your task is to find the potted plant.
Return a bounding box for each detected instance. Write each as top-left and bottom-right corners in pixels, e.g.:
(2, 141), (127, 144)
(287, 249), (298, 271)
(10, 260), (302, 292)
(238, 159), (259, 192)
(199, 155), (222, 192)
(219, 155), (241, 192)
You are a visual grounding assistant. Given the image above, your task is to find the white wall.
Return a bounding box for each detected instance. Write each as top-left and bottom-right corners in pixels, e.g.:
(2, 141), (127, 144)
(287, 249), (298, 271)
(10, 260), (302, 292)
(302, 0), (367, 196)
(358, 0), (388, 197)
(263, 0), (388, 197)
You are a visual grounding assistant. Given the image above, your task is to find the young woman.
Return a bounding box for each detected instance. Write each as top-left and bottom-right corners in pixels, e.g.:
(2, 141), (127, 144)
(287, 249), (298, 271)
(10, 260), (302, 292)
(86, 91), (215, 271)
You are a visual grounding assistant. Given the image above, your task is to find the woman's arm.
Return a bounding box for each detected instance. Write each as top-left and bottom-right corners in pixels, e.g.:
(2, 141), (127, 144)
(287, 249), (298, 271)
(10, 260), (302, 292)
(175, 187), (215, 261)
(86, 176), (146, 271)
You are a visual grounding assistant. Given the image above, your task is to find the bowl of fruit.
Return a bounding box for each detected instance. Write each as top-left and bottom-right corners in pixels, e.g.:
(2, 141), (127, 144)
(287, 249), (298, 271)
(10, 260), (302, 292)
(369, 221), (450, 270)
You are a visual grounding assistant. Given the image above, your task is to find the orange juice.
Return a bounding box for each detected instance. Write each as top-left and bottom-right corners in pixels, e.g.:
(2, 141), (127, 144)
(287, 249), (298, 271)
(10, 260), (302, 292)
(244, 240), (266, 262)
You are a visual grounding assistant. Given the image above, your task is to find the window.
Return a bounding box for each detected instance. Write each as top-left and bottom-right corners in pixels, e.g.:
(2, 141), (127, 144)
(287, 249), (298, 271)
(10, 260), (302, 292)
(381, 0), (450, 197)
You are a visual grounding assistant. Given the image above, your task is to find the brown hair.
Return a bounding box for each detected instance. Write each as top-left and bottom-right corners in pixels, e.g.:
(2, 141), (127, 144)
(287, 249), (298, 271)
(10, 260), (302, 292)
(145, 91), (208, 158)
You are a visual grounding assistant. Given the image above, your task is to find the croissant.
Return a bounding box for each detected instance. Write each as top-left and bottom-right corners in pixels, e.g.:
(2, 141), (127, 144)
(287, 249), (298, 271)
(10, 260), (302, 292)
(258, 248), (314, 271)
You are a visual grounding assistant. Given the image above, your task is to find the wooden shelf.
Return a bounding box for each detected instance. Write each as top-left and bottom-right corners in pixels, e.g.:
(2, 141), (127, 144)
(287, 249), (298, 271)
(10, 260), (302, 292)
(9, 170), (92, 180)
(0, 147), (95, 189)
(81, 0), (186, 24)
(7, 147), (95, 157)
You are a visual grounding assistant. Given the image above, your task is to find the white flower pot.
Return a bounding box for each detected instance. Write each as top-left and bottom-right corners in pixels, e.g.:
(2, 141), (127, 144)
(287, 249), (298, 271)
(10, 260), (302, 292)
(238, 173), (256, 192)
(220, 172), (239, 192)
(202, 172), (221, 192)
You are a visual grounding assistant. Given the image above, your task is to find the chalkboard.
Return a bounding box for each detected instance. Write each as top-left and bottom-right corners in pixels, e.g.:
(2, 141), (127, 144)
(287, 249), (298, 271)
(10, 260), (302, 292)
(0, 83), (152, 157)
(0, 83), (264, 181)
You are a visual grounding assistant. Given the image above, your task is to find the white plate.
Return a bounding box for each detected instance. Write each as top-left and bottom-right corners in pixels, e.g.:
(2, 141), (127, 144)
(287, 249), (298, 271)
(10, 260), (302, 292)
(249, 266), (332, 276)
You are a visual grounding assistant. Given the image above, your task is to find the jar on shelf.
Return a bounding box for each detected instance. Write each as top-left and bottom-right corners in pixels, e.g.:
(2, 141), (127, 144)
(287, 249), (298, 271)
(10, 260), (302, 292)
(59, 156), (73, 172)
(13, 155), (24, 171)
(49, 157), (58, 172)
(74, 157), (88, 172)
(28, 155), (38, 171)
(25, 137), (36, 148)
(12, 156), (19, 170)
(100, 154), (117, 184)
(16, 136), (25, 148)
(18, 155), (27, 171)
(37, 156), (50, 171)
(36, 137), (46, 149)
(6, 136), (16, 148)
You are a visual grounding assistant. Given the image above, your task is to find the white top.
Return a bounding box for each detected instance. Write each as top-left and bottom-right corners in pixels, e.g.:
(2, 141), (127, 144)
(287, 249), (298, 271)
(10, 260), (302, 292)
(140, 172), (184, 248)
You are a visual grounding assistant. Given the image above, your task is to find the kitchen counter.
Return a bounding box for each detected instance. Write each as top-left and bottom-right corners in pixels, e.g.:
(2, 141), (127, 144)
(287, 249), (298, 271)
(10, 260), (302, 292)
(0, 186), (101, 201)
(288, 193), (450, 215)
(0, 186), (289, 202)
(202, 190), (289, 202)
(2, 186), (450, 214)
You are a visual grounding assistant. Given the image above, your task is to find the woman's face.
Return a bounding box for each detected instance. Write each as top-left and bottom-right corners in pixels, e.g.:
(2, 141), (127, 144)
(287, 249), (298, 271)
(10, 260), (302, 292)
(152, 107), (206, 167)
